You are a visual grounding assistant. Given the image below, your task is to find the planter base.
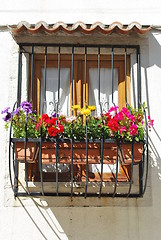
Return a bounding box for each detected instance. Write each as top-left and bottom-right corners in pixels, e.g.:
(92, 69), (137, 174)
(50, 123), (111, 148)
(41, 142), (117, 164)
(12, 139), (143, 183)
(119, 142), (143, 165)
(15, 142), (39, 162)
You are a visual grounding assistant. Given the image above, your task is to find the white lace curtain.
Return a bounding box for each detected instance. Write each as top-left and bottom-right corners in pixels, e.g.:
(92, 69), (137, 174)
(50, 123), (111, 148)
(41, 67), (118, 117)
(41, 68), (70, 116)
(89, 68), (118, 115)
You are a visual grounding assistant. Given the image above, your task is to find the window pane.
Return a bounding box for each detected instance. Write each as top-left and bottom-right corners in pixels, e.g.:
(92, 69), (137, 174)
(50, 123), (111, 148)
(41, 68), (70, 116)
(89, 68), (118, 115)
(89, 68), (118, 173)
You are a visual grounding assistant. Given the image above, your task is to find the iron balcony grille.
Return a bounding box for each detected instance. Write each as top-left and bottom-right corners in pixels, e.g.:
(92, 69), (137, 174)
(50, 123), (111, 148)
(8, 43), (149, 198)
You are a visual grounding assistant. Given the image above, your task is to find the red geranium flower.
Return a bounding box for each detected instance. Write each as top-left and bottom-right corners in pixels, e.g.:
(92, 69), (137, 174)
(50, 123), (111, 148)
(49, 117), (57, 126)
(48, 126), (58, 137)
(107, 119), (119, 132)
(42, 113), (49, 122)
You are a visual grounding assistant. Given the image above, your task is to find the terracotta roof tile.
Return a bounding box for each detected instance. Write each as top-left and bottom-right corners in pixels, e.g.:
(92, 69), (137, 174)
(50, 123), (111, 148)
(9, 21), (152, 35)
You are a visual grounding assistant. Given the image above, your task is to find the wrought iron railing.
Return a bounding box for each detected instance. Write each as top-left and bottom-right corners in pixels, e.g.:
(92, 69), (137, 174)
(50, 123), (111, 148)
(8, 43), (149, 198)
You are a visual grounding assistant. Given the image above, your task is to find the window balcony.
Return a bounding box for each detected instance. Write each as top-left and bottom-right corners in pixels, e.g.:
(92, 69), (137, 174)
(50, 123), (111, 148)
(6, 43), (149, 198)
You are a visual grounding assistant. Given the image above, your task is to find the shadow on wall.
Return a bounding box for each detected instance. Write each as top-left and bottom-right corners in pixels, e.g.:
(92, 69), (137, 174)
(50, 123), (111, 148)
(16, 188), (153, 240)
(142, 30), (161, 180)
(130, 31), (161, 186)
(17, 197), (69, 240)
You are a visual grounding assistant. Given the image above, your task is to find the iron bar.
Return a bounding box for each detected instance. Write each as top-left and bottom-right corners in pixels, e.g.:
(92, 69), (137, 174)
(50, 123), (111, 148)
(14, 154), (18, 197)
(85, 47), (87, 103)
(30, 45), (34, 103)
(21, 43), (140, 49)
(56, 46), (61, 195)
(39, 46), (48, 195)
(137, 46), (144, 195)
(127, 141), (134, 197)
(125, 47), (127, 104)
(44, 46), (47, 110)
(85, 125), (88, 198)
(24, 115), (30, 194)
(71, 46), (74, 197)
(17, 46), (22, 107)
(98, 47), (101, 104)
(85, 47), (88, 198)
(112, 143), (119, 197)
(99, 137), (104, 197)
(112, 47), (114, 105)
(15, 191), (143, 198)
(56, 138), (59, 195)
(98, 47), (104, 197)
(9, 101), (18, 194)
(58, 46), (61, 108)
(137, 46), (141, 108)
(39, 136), (44, 195)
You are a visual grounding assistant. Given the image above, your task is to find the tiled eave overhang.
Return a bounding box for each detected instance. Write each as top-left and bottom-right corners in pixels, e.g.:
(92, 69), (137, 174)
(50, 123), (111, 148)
(9, 21), (151, 35)
(8, 21), (152, 45)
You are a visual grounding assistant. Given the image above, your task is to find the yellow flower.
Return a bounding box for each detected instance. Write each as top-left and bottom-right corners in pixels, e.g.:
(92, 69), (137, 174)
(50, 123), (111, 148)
(81, 108), (91, 116)
(72, 105), (80, 111)
(88, 105), (96, 111)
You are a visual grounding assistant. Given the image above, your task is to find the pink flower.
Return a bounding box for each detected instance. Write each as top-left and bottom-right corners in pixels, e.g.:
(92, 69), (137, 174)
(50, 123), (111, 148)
(130, 115), (135, 122)
(109, 106), (119, 114)
(130, 124), (138, 136)
(119, 126), (127, 134)
(121, 107), (131, 118)
(148, 116), (154, 129)
(66, 116), (76, 122)
(57, 123), (64, 133)
(108, 106), (119, 116)
(114, 112), (124, 121)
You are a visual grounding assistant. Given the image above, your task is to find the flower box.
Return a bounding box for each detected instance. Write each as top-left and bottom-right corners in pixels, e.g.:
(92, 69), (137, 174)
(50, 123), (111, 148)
(14, 140), (39, 162)
(41, 141), (117, 164)
(119, 142), (143, 165)
(13, 139), (117, 164)
(13, 139), (143, 165)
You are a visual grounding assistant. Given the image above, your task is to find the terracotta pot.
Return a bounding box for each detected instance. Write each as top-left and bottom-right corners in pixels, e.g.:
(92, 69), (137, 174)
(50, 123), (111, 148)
(41, 141), (117, 164)
(14, 140), (142, 165)
(119, 142), (143, 165)
(14, 140), (138, 182)
(15, 142), (38, 162)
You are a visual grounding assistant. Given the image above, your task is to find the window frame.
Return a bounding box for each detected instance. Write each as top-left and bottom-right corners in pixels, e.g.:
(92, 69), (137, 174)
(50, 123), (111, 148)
(31, 54), (131, 114)
(28, 52), (131, 181)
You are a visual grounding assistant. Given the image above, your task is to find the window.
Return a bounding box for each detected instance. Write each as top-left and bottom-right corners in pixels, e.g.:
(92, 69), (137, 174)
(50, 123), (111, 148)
(32, 52), (130, 114)
(9, 22), (150, 197)
(28, 46), (131, 183)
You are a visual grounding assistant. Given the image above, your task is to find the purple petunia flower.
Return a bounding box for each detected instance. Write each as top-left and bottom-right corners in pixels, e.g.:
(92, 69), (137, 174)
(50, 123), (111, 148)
(20, 101), (32, 114)
(1, 107), (10, 114)
(52, 112), (59, 118)
(1, 107), (11, 122)
(3, 112), (11, 122)
(13, 107), (20, 115)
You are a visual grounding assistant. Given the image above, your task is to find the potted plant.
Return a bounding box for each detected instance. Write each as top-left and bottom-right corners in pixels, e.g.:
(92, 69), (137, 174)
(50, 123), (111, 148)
(1, 102), (40, 161)
(1, 101), (153, 165)
(1, 101), (65, 162)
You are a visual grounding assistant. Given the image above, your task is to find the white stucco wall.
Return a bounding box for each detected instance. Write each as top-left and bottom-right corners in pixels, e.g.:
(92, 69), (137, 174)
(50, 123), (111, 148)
(0, 0), (161, 25)
(0, 1), (161, 240)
